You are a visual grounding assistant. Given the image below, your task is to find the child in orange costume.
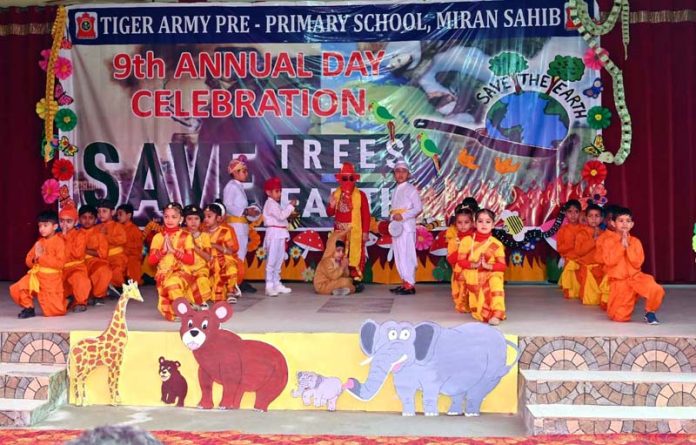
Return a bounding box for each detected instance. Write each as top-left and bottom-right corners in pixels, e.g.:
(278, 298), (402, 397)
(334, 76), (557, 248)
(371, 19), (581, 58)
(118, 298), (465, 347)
(116, 204), (144, 285)
(603, 208), (664, 324)
(594, 204), (620, 310)
(204, 202), (240, 304)
(10, 211), (66, 318)
(183, 205), (213, 307)
(447, 208), (475, 313)
(557, 200), (582, 299)
(457, 209), (506, 325)
(148, 203), (195, 321)
(575, 204), (604, 306)
(79, 205), (112, 305)
(59, 206), (91, 313)
(97, 200), (128, 291)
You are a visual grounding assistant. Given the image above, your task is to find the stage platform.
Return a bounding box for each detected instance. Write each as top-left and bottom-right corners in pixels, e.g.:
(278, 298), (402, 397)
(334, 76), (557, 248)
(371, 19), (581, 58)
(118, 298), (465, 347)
(0, 282), (693, 336)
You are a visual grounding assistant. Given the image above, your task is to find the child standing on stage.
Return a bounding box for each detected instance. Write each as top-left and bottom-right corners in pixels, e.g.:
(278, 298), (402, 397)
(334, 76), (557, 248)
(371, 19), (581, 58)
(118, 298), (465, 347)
(116, 204), (144, 285)
(204, 202), (240, 303)
(59, 206), (91, 313)
(79, 205), (112, 305)
(575, 204), (605, 306)
(457, 209), (506, 325)
(448, 208), (475, 313)
(223, 157), (260, 293)
(602, 208), (664, 324)
(389, 159), (423, 295)
(10, 211), (66, 318)
(148, 203), (195, 321)
(183, 205), (213, 308)
(557, 200), (583, 299)
(262, 177), (297, 297)
(96, 200), (128, 294)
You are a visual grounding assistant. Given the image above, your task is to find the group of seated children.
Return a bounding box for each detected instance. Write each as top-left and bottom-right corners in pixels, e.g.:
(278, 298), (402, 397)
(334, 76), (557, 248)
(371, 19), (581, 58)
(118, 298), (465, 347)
(556, 200), (664, 324)
(10, 201), (143, 319)
(443, 199), (507, 326)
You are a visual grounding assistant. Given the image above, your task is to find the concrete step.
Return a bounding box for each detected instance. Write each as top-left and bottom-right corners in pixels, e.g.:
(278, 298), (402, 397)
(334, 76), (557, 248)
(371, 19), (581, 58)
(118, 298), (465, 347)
(525, 404), (696, 435)
(0, 363), (67, 402)
(0, 398), (51, 427)
(520, 370), (696, 406)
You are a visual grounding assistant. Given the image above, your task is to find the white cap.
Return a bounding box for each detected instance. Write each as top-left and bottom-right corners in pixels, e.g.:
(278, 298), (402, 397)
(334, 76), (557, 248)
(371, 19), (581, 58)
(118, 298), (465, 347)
(393, 158), (410, 172)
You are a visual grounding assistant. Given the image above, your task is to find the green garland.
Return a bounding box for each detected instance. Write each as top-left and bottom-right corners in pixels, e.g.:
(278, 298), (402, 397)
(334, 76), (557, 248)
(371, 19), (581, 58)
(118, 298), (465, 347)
(568, 0), (632, 165)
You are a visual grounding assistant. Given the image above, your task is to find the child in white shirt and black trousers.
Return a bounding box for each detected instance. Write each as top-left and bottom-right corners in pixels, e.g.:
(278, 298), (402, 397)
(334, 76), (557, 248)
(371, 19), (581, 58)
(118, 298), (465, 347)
(262, 177), (298, 296)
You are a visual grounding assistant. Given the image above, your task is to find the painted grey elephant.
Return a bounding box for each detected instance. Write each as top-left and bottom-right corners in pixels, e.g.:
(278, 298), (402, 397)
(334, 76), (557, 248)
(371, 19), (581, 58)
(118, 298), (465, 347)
(291, 371), (344, 411)
(344, 320), (519, 416)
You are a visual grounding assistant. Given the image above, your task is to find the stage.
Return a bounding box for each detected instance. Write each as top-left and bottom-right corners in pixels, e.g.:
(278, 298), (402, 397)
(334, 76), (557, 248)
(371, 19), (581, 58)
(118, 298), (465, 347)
(0, 282), (693, 336)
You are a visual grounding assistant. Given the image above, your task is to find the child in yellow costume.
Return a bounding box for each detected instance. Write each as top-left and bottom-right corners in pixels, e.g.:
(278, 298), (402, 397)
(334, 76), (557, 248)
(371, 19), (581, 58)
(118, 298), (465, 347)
(148, 203), (195, 321)
(447, 208), (475, 313)
(456, 209), (506, 325)
(183, 205), (213, 308)
(204, 202), (240, 304)
(557, 199), (582, 299)
(313, 229), (355, 295)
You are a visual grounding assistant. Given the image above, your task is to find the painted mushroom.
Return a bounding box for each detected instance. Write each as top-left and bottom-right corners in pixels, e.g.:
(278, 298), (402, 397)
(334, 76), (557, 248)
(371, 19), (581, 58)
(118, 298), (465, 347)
(429, 230), (449, 257)
(377, 234), (394, 262)
(292, 230), (325, 258)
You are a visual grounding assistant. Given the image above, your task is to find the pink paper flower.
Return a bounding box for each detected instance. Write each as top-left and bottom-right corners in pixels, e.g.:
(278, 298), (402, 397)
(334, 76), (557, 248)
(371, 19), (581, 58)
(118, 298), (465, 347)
(41, 179), (60, 204)
(54, 57), (73, 80)
(583, 48), (608, 71)
(415, 226), (434, 251)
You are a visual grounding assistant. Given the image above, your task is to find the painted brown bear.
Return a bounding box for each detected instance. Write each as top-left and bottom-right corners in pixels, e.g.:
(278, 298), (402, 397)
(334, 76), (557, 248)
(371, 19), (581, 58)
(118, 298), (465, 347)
(158, 356), (188, 407)
(173, 298), (288, 411)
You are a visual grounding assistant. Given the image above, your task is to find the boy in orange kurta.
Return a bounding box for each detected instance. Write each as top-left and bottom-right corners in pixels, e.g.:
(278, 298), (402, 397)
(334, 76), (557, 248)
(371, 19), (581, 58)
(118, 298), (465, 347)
(79, 205), (112, 305)
(59, 206), (91, 312)
(603, 208), (664, 324)
(575, 204), (604, 306)
(593, 204), (620, 310)
(10, 211), (66, 318)
(117, 204), (144, 285)
(556, 200), (582, 299)
(97, 200), (128, 292)
(447, 208), (475, 313)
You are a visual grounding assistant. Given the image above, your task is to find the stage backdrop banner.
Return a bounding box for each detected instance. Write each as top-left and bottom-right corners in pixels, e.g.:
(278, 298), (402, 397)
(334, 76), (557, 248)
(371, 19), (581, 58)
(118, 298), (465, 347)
(57, 0), (603, 282)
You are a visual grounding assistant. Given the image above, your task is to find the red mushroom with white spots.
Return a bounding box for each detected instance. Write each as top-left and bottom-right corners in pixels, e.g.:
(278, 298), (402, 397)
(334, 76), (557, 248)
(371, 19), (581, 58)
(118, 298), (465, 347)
(377, 233), (394, 262)
(292, 230), (324, 258)
(429, 230), (449, 257)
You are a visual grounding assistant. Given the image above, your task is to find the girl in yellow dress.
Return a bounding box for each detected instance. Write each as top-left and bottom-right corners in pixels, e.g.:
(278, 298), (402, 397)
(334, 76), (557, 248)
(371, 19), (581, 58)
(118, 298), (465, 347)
(183, 205), (213, 309)
(456, 209), (507, 325)
(204, 202), (240, 303)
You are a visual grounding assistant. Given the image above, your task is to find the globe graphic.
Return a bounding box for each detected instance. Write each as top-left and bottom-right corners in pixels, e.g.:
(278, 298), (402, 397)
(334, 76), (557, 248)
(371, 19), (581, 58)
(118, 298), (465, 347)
(485, 91), (570, 149)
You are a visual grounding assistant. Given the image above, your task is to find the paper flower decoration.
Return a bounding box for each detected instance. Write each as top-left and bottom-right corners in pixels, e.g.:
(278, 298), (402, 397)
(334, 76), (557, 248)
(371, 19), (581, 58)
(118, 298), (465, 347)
(52, 158), (74, 181)
(55, 108), (78, 131)
(59, 136), (78, 156)
(41, 179), (60, 204)
(289, 246), (302, 260)
(54, 57), (73, 80)
(255, 247), (267, 261)
(581, 160), (608, 185)
(587, 106), (612, 130)
(415, 226), (434, 251)
(510, 250), (524, 266)
(35, 98), (59, 120)
(583, 47), (608, 70)
(301, 266), (315, 283)
(247, 226), (261, 252)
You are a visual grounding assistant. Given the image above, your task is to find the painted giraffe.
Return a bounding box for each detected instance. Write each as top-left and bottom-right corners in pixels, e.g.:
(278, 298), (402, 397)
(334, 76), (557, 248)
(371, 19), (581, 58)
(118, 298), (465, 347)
(70, 280), (143, 406)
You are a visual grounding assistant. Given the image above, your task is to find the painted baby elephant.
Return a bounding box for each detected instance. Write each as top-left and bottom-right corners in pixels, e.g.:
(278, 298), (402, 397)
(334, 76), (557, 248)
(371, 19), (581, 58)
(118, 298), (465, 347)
(291, 371), (344, 411)
(345, 320), (519, 416)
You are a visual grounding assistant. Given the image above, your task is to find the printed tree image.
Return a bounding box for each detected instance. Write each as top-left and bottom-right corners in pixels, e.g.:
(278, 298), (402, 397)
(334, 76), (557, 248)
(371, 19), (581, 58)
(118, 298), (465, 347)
(545, 55), (585, 95)
(488, 51), (529, 94)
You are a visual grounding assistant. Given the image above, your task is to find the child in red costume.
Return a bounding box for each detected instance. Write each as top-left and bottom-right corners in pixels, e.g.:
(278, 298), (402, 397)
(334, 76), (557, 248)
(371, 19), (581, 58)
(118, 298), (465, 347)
(326, 162), (370, 292)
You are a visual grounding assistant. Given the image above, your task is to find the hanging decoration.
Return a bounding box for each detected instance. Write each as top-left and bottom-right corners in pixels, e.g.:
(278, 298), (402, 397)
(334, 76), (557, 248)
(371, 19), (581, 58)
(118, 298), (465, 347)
(41, 6), (67, 164)
(568, 0), (632, 165)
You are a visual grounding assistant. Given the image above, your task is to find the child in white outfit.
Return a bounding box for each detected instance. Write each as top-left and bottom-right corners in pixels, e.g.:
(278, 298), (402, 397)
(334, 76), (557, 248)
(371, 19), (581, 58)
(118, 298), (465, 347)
(262, 177), (297, 296)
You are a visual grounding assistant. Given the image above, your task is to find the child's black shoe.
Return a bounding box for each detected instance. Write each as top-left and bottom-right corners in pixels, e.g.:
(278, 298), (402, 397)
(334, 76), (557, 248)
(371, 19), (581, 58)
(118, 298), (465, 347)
(18, 307), (35, 319)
